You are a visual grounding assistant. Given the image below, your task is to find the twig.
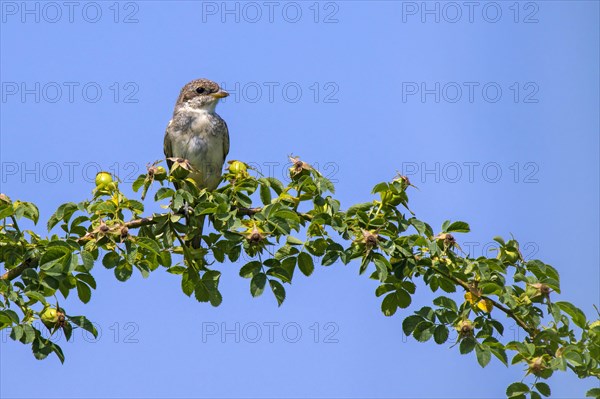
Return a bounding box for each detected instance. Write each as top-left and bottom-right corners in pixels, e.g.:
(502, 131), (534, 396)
(1, 204), (311, 281)
(1, 258), (36, 281)
(429, 264), (536, 337)
(10, 216), (21, 235)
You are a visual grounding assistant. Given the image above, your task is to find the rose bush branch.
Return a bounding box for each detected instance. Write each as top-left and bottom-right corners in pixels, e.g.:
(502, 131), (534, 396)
(0, 157), (598, 399)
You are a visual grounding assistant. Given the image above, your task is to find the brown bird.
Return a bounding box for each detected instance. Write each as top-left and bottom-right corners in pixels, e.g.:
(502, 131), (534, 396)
(164, 79), (230, 247)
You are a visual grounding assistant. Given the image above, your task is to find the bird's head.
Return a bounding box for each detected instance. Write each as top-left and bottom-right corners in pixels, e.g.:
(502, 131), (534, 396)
(175, 78), (229, 112)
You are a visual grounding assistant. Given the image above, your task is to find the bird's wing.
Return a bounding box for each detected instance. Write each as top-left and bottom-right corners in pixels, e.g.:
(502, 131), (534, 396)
(221, 118), (230, 160)
(164, 120), (174, 171)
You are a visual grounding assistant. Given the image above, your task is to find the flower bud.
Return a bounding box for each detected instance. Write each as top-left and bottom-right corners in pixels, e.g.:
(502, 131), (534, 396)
(456, 319), (474, 338)
(362, 230), (379, 248)
(527, 357), (547, 376)
(245, 226), (265, 244)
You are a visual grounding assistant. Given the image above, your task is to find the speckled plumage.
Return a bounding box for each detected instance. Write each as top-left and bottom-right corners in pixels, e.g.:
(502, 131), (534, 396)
(163, 78), (230, 191)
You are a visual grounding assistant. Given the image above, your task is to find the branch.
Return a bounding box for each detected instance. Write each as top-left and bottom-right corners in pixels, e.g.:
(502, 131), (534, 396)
(235, 207), (262, 216)
(124, 217), (156, 229)
(1, 217), (159, 282)
(1, 258), (36, 281)
(429, 264), (536, 337)
(0, 206), (298, 281)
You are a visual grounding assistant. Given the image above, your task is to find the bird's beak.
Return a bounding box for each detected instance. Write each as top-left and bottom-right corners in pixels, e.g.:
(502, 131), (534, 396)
(211, 90), (229, 99)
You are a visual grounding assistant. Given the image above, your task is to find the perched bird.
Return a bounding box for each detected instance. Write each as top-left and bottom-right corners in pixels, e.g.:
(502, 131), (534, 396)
(164, 78), (230, 247)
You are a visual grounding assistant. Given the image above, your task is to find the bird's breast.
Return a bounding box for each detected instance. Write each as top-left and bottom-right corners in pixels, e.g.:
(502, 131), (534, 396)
(167, 109), (226, 189)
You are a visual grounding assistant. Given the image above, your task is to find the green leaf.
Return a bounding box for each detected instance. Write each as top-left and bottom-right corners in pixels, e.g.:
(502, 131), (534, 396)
(126, 248), (138, 265)
(433, 296), (457, 312)
(0, 202), (14, 220)
(10, 325), (23, 341)
(114, 263), (133, 282)
(167, 266), (185, 275)
(321, 251), (339, 266)
(480, 282), (502, 295)
(264, 177), (284, 194)
(269, 280), (286, 306)
(535, 383), (551, 397)
(250, 273), (267, 297)
(381, 293), (398, 316)
(76, 281), (92, 303)
(154, 187), (175, 201)
(275, 244), (299, 260)
(209, 289), (223, 307)
(401, 281), (416, 294)
(395, 289), (412, 309)
(266, 267), (291, 283)
(402, 315), (422, 336)
(203, 270), (221, 282)
(446, 221), (470, 233)
(80, 251), (95, 272)
(41, 275), (59, 290)
(305, 238), (328, 256)
(31, 336), (52, 360)
(493, 236), (506, 246)
(475, 345), (491, 367)
(21, 324), (36, 344)
(586, 388), (600, 398)
(47, 202), (78, 230)
(263, 260), (281, 271)
(227, 245), (241, 262)
(280, 257), (296, 281)
(489, 346), (508, 366)
(194, 281), (210, 302)
(69, 315), (98, 338)
(135, 237), (161, 254)
(0, 310), (19, 324)
(441, 220), (450, 231)
(125, 199), (144, 214)
(459, 337), (476, 354)
(65, 253), (78, 274)
(409, 218), (428, 235)
(506, 382), (530, 398)
(274, 210), (300, 223)
(433, 325), (449, 344)
(417, 306), (435, 321)
(16, 201), (39, 224)
(563, 349), (584, 367)
(39, 246), (71, 270)
(375, 284), (396, 297)
(544, 263), (560, 283)
(132, 175), (146, 192)
(76, 273), (96, 289)
(239, 261), (261, 278)
(555, 301), (587, 328)
(297, 252), (314, 277)
(24, 291), (47, 304)
(412, 322), (434, 342)
(438, 277), (456, 293)
(259, 182), (272, 205)
(372, 254), (390, 282)
(286, 236), (303, 246)
(346, 202), (373, 216)
(102, 252), (120, 269)
(371, 182), (389, 194)
(181, 270), (195, 296)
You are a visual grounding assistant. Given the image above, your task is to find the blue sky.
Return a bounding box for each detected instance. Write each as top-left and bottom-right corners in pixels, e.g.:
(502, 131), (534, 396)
(0, 1), (598, 398)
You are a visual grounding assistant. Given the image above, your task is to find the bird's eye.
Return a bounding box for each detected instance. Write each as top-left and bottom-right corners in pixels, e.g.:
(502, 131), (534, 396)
(195, 87), (205, 94)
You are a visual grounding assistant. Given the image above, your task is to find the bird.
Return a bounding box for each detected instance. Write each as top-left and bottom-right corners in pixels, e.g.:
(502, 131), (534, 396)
(164, 78), (230, 248)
